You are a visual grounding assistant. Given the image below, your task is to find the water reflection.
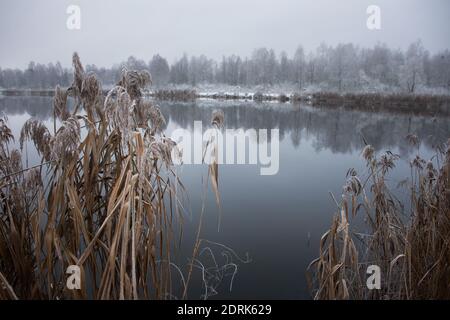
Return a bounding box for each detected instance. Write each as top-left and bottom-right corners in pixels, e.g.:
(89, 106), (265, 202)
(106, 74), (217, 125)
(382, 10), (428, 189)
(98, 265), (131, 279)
(159, 101), (450, 158)
(2, 96), (447, 156)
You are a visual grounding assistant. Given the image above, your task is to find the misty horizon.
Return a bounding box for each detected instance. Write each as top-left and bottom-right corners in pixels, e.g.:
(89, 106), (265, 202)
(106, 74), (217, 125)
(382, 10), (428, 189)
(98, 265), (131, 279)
(0, 39), (439, 68)
(1, 0), (450, 69)
(2, 39), (449, 95)
(0, 39), (444, 70)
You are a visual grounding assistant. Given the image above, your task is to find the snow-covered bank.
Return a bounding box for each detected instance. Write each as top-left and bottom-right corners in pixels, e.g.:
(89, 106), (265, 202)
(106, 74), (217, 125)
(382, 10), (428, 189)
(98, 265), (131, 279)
(149, 82), (450, 98)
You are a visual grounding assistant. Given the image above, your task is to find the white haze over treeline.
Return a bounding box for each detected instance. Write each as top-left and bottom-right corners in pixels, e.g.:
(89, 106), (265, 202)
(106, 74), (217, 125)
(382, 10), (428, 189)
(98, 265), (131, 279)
(1, 0), (450, 68)
(1, 41), (449, 94)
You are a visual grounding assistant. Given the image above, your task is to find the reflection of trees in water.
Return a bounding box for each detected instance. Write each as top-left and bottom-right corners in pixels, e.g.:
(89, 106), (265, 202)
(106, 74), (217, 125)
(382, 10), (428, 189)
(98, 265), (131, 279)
(1, 97), (449, 157)
(159, 101), (450, 157)
(0, 96), (77, 120)
(0, 96), (54, 119)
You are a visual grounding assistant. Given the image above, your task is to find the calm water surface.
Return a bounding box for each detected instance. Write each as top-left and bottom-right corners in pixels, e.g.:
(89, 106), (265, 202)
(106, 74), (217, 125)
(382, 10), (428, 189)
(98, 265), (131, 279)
(1, 95), (449, 299)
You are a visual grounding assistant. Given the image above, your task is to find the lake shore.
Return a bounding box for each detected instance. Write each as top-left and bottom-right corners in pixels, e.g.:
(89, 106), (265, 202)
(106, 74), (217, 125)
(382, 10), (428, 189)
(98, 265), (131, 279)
(2, 88), (450, 117)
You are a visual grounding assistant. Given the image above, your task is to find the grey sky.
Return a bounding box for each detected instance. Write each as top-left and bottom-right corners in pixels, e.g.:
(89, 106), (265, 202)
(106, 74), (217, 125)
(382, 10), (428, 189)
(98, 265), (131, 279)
(1, 0), (449, 68)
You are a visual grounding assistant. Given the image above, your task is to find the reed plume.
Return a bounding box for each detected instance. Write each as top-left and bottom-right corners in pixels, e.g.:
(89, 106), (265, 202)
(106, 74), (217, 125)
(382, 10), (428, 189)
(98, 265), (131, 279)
(50, 116), (81, 164)
(53, 85), (69, 121)
(81, 72), (102, 117)
(20, 118), (53, 161)
(0, 115), (14, 150)
(71, 52), (85, 95)
(211, 109), (224, 129)
(117, 68), (152, 100)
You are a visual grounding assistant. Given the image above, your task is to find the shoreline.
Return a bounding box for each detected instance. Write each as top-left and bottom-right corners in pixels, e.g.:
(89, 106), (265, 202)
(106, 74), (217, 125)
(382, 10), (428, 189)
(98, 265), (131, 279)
(2, 88), (450, 117)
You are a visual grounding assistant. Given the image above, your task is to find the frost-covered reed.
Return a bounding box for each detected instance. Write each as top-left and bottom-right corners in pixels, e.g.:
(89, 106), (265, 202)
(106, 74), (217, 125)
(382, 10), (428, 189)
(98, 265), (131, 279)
(308, 138), (450, 299)
(0, 53), (190, 299)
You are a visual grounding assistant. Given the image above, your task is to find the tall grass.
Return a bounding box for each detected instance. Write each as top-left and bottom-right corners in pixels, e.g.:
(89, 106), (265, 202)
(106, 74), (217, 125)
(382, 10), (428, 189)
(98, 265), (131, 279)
(308, 137), (450, 299)
(0, 53), (191, 299)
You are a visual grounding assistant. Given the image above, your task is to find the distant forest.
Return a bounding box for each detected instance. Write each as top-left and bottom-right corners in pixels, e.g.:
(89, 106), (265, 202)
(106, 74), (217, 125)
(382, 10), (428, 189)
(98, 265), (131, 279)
(1, 40), (449, 93)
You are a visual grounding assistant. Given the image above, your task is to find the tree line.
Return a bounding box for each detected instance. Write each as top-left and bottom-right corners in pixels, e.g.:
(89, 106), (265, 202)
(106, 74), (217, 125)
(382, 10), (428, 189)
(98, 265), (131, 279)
(1, 40), (449, 93)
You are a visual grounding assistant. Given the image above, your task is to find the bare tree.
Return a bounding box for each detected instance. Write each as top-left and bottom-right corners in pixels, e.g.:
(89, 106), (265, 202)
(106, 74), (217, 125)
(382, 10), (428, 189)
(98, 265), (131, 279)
(401, 40), (426, 93)
(149, 54), (170, 86)
(293, 46), (305, 90)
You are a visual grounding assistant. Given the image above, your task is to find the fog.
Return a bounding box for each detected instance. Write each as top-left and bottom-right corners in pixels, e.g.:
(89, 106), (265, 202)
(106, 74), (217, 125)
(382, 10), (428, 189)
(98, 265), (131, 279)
(1, 0), (449, 68)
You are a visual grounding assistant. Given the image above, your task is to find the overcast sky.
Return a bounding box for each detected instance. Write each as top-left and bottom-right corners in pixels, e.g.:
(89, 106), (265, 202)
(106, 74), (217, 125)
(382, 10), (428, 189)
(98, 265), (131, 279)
(1, 0), (449, 68)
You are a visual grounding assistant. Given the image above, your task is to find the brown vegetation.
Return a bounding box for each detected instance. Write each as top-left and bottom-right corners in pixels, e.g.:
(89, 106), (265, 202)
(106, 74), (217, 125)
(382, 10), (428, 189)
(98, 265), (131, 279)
(310, 92), (450, 116)
(308, 137), (450, 299)
(0, 53), (188, 299)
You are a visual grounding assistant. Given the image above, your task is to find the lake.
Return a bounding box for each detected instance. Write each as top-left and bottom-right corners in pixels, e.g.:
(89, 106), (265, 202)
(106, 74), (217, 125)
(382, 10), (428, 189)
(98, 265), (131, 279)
(1, 95), (449, 299)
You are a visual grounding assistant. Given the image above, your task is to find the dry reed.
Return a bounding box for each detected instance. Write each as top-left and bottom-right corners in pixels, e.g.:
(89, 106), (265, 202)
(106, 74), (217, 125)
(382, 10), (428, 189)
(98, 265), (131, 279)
(308, 137), (450, 299)
(0, 53), (195, 300)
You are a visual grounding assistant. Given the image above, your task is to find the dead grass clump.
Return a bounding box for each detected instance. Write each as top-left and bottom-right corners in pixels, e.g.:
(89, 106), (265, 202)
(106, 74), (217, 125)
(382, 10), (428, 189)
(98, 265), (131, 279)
(0, 53), (192, 300)
(308, 137), (450, 299)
